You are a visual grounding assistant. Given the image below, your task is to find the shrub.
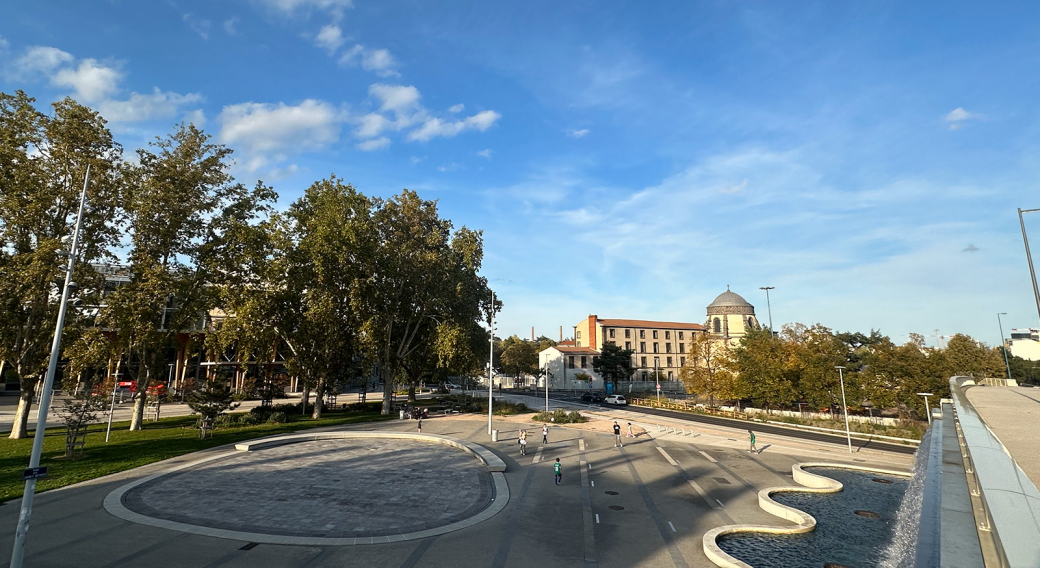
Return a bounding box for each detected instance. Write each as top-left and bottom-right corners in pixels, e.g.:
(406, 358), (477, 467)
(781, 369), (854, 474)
(239, 413), (262, 426)
(267, 411), (288, 424)
(532, 409), (586, 424)
(214, 414), (240, 428)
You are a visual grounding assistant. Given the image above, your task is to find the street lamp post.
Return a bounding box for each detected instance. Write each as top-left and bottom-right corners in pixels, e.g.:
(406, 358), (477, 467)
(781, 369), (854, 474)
(654, 356), (660, 404)
(11, 166), (90, 568)
(917, 392), (934, 425)
(835, 366), (852, 454)
(759, 286), (775, 337)
(544, 365), (551, 413)
(998, 312), (1013, 383)
(1018, 208), (1040, 324)
(488, 290), (495, 436)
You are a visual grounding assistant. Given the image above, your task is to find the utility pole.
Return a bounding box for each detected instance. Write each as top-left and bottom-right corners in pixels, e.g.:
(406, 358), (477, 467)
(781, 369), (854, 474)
(836, 365), (852, 454)
(1019, 208), (1040, 325)
(998, 312), (1013, 382)
(759, 286), (775, 337)
(488, 290), (495, 436)
(11, 167), (90, 568)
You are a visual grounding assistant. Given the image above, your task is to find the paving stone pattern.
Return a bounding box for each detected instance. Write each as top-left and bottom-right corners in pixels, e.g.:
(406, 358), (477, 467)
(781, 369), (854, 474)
(123, 439), (493, 538)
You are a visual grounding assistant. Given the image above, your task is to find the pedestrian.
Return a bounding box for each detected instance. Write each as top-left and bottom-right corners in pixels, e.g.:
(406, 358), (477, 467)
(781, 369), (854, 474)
(748, 430), (756, 453)
(626, 422), (634, 438)
(418, 418), (422, 434)
(520, 430), (528, 456)
(554, 457), (562, 485)
(542, 424), (549, 444)
(613, 421), (623, 447)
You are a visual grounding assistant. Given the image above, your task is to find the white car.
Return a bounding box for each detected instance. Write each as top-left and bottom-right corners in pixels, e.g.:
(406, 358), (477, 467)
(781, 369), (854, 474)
(604, 395), (627, 406)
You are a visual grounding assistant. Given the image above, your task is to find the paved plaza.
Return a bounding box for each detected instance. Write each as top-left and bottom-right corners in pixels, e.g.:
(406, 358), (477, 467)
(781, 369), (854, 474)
(0, 401), (914, 568)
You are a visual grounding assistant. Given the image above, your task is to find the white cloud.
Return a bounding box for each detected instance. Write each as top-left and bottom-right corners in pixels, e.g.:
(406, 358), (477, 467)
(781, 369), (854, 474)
(0, 36), (8, 52)
(253, 0), (354, 20)
(566, 128), (590, 138)
(314, 24), (345, 54)
(356, 136), (390, 151)
(477, 149), (492, 158)
(944, 107), (980, 130)
(97, 88), (203, 122)
(51, 59), (122, 102)
(407, 110), (501, 142)
(410, 156), (424, 164)
(339, 44), (399, 77)
(12, 46), (75, 78)
(449, 104), (464, 114)
(183, 109), (206, 128)
(218, 99), (343, 156)
(224, 18), (240, 35)
(369, 83), (421, 115)
(183, 14), (211, 40)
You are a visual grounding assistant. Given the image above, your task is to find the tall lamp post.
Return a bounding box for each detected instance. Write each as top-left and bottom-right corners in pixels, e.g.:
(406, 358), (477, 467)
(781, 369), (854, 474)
(835, 365), (852, 454)
(11, 167), (90, 568)
(998, 312), (1013, 383)
(654, 356), (660, 403)
(544, 365), (552, 413)
(917, 392), (934, 426)
(1018, 208), (1040, 324)
(759, 286), (775, 338)
(488, 290), (495, 436)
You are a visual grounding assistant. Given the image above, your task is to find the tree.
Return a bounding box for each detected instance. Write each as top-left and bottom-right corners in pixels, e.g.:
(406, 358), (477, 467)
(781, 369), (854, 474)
(186, 378), (239, 438)
(501, 336), (538, 379)
(0, 92), (123, 438)
(731, 328), (796, 408)
(680, 333), (735, 408)
(593, 342), (635, 390)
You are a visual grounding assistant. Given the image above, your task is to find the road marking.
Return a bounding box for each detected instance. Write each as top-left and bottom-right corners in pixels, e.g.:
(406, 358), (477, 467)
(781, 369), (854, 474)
(716, 499), (725, 508)
(669, 521), (676, 532)
(591, 480), (594, 487)
(579, 439), (585, 451)
(595, 514), (600, 523)
(532, 447), (543, 464)
(656, 447), (679, 466)
(686, 479), (722, 510)
(698, 450), (718, 463)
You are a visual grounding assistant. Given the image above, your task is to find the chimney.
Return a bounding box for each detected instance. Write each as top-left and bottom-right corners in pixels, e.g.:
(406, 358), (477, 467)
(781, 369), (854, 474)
(531, 326), (534, 341)
(559, 326), (563, 341)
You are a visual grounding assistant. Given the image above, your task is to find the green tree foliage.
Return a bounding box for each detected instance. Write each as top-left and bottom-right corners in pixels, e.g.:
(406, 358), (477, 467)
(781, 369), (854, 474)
(500, 336), (539, 378)
(0, 91), (123, 438)
(592, 342), (635, 390)
(679, 331), (734, 408)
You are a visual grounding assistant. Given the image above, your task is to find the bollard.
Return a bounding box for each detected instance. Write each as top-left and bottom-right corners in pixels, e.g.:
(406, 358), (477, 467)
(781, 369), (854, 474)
(491, 429), (499, 442)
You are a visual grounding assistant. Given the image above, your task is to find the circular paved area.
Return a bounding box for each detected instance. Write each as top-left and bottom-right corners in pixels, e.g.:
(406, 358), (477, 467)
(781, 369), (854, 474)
(122, 438), (494, 538)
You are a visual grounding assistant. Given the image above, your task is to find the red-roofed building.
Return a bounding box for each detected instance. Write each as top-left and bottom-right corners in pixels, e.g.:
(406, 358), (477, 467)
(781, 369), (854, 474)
(572, 314), (705, 381)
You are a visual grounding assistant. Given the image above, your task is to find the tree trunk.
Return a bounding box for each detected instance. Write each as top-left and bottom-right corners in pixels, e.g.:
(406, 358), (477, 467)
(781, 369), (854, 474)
(407, 382), (416, 402)
(130, 366), (151, 431)
(300, 384), (310, 415)
(380, 366), (393, 415)
(9, 387), (33, 439)
(312, 378), (325, 419)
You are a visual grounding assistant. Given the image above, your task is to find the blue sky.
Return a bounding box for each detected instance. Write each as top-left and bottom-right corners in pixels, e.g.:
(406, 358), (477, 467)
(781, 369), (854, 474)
(3, 1), (1040, 347)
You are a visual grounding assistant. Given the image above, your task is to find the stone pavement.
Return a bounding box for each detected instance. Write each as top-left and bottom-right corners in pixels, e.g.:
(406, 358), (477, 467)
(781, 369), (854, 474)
(964, 385), (1040, 490)
(0, 407), (914, 568)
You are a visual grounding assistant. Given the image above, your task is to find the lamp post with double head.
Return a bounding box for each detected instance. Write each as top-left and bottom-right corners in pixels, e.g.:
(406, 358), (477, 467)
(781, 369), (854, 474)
(835, 365), (852, 454)
(998, 312), (1013, 382)
(759, 286), (775, 338)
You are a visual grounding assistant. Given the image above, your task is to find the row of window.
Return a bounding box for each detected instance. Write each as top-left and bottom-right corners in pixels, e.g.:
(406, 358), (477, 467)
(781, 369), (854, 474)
(608, 328), (685, 340)
(565, 355), (687, 370)
(639, 356), (683, 368)
(567, 355), (597, 369)
(623, 341), (684, 354)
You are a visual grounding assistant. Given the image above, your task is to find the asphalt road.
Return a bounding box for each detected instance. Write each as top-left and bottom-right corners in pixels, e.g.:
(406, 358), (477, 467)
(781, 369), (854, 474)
(513, 391), (918, 455)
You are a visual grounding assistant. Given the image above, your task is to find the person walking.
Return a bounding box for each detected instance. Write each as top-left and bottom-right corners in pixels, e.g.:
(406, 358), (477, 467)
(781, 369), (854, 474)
(520, 429), (528, 456)
(542, 424), (549, 444)
(613, 421), (623, 447)
(417, 418), (422, 434)
(554, 458), (562, 485)
(748, 430), (757, 453)
(626, 422), (634, 438)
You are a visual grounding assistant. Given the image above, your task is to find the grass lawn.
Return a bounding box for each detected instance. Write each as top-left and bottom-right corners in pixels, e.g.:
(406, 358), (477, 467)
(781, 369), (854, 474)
(0, 409), (395, 503)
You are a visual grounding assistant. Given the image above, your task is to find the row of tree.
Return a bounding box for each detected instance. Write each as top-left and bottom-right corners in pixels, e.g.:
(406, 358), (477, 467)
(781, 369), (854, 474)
(681, 325), (1035, 418)
(0, 90), (496, 438)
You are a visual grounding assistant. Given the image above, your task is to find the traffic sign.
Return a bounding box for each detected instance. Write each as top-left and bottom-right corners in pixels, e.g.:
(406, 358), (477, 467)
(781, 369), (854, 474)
(22, 467), (47, 481)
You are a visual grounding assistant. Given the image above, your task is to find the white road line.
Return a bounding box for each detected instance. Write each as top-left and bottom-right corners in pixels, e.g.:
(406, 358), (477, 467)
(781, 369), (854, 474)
(687, 479), (722, 510)
(579, 439), (586, 451)
(716, 499), (725, 508)
(591, 480), (594, 487)
(698, 450), (718, 463)
(668, 521), (676, 532)
(533, 447), (544, 464)
(596, 514), (600, 523)
(656, 447), (679, 466)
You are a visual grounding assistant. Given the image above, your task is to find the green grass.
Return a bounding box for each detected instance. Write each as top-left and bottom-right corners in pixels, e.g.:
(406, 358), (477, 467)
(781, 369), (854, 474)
(0, 409), (394, 503)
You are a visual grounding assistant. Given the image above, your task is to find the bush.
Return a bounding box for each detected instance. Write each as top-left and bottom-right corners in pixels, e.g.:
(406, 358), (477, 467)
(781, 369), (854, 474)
(267, 412), (288, 424)
(532, 409), (586, 424)
(214, 414), (240, 428)
(239, 413), (262, 426)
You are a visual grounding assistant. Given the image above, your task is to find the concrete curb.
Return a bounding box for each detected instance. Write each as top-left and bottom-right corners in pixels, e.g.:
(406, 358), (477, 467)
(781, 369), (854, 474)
(702, 462), (912, 568)
(103, 431), (509, 545)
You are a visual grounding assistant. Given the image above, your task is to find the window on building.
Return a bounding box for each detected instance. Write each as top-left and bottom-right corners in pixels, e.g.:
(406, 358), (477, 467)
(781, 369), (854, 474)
(577, 331), (581, 339)
(625, 341), (631, 350)
(680, 356), (686, 366)
(668, 371), (674, 380)
(653, 343), (659, 353)
(641, 371), (648, 380)
(667, 356), (673, 367)
(625, 329), (631, 338)
(679, 343), (685, 354)
(608, 328), (615, 338)
(580, 356), (587, 368)
(640, 342), (646, 352)
(568, 356), (575, 369)
(641, 356), (647, 367)
(665, 343), (672, 353)
(713, 317), (721, 333)
(653, 330), (658, 339)
(665, 331), (670, 339)
(678, 331), (684, 340)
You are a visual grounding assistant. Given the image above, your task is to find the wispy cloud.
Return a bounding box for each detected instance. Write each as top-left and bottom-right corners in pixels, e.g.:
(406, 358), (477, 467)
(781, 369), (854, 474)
(252, 0), (353, 21)
(223, 18), (240, 36)
(944, 107), (980, 130)
(313, 24), (345, 54)
(339, 44), (399, 77)
(356, 136), (390, 151)
(183, 13), (211, 40)
(218, 99), (344, 170)
(565, 128), (589, 138)
(477, 148), (492, 158)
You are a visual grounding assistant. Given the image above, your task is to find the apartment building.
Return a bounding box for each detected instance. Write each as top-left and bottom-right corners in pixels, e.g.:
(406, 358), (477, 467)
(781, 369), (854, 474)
(573, 315), (704, 380)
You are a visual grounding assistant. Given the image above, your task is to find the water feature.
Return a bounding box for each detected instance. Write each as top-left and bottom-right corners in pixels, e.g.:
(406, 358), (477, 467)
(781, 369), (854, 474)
(717, 467), (909, 568)
(878, 428), (932, 568)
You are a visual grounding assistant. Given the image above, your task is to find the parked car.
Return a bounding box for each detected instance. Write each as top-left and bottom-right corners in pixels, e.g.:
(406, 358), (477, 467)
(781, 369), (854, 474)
(604, 394), (627, 406)
(580, 392), (604, 402)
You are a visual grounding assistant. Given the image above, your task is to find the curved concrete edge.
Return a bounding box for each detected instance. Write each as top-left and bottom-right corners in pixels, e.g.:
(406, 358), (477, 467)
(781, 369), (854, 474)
(702, 461), (912, 568)
(234, 431), (506, 472)
(104, 433), (510, 545)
